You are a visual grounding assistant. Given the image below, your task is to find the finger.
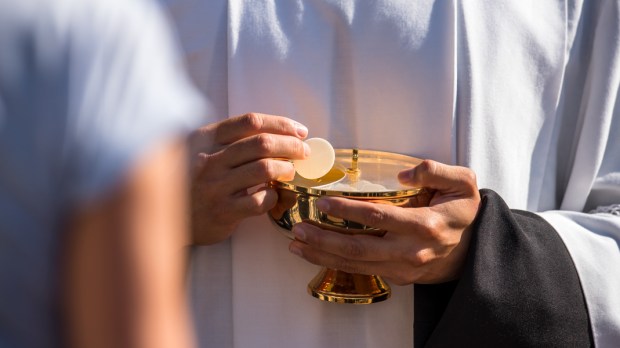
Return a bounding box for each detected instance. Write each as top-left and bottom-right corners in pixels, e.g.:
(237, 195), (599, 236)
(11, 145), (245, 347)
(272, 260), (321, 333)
(290, 239), (424, 286)
(269, 188), (298, 220)
(288, 238), (397, 277)
(196, 158), (287, 206)
(218, 133), (309, 168)
(227, 187), (279, 219)
(314, 196), (425, 232)
(193, 133), (304, 183)
(404, 189), (434, 208)
(188, 123), (218, 154)
(215, 113), (308, 145)
(291, 222), (393, 262)
(398, 159), (478, 194)
(225, 159), (296, 193)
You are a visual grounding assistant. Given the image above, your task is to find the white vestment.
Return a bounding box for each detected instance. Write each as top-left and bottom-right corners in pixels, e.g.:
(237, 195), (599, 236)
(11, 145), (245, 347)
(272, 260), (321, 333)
(160, 1), (620, 347)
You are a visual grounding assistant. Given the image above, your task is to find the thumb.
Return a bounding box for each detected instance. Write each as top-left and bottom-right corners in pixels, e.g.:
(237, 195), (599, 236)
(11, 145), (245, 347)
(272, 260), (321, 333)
(398, 159), (478, 194)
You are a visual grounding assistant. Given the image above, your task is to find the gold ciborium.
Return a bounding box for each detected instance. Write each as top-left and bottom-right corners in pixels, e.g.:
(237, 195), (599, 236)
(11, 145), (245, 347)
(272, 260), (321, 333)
(269, 149), (426, 304)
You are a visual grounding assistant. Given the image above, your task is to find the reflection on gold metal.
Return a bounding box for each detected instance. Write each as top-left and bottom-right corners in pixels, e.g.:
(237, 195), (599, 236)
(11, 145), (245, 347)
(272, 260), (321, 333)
(276, 149), (424, 199)
(346, 148), (361, 182)
(269, 149), (427, 304)
(308, 269), (390, 304)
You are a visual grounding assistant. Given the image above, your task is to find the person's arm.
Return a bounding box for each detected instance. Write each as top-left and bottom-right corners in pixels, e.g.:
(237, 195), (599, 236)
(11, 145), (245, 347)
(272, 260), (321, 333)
(288, 161), (594, 347)
(62, 139), (195, 348)
(416, 190), (593, 347)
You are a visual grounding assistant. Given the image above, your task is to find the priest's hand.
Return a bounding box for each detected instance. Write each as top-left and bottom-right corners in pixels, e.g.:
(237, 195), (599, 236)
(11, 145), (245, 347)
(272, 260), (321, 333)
(190, 113), (309, 245)
(288, 160), (481, 284)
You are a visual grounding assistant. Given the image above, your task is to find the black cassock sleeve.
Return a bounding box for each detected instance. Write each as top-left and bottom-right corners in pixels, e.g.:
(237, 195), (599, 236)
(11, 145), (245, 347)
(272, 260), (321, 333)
(414, 189), (593, 347)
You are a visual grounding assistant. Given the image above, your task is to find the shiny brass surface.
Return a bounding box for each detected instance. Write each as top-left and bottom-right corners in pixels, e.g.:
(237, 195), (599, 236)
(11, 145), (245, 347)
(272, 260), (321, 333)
(308, 269), (390, 304)
(269, 149), (427, 304)
(275, 149), (425, 198)
(271, 189), (413, 239)
(346, 148), (361, 182)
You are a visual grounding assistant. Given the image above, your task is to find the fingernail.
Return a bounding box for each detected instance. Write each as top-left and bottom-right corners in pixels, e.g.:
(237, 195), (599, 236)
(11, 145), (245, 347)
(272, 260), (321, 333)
(293, 122), (308, 138)
(293, 225), (306, 241)
(303, 142), (311, 157)
(316, 198), (330, 212)
(289, 244), (303, 257)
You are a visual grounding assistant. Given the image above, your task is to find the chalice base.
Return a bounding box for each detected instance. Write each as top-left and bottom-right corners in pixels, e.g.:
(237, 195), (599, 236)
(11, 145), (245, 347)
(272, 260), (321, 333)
(307, 267), (391, 304)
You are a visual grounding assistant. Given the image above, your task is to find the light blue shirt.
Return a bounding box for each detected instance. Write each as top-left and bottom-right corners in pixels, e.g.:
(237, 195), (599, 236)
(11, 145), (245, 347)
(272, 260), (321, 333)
(0, 0), (206, 346)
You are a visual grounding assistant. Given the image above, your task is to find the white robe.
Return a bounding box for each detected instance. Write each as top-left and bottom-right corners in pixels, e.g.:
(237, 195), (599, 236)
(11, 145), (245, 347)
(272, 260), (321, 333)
(161, 1), (620, 346)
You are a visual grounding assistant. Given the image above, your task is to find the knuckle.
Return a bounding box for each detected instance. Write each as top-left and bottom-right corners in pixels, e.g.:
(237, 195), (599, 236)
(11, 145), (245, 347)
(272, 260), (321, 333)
(462, 167), (477, 184)
(420, 159), (437, 174)
(413, 159), (435, 182)
(241, 113), (264, 132)
(341, 239), (366, 259)
(460, 167), (479, 193)
(421, 214), (443, 239)
(253, 159), (276, 180)
(365, 206), (387, 227)
(406, 249), (433, 267)
(254, 133), (275, 155)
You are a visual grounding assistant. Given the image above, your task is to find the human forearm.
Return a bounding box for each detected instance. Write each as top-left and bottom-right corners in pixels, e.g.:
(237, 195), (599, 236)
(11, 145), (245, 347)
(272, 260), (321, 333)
(62, 139), (195, 348)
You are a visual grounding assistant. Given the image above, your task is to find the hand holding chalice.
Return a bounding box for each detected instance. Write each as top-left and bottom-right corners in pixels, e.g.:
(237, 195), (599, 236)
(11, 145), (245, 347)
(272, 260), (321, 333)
(269, 138), (431, 304)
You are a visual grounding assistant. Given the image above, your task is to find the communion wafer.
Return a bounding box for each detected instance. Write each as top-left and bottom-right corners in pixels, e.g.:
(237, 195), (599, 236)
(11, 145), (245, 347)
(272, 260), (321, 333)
(293, 138), (335, 179)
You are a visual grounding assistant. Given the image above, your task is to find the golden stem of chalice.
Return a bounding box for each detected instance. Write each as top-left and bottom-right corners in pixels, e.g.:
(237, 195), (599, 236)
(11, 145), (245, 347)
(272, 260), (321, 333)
(269, 149), (427, 304)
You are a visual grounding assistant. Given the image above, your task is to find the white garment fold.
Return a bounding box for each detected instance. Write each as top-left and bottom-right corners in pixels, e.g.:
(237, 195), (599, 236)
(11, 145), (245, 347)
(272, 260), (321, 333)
(161, 0), (620, 346)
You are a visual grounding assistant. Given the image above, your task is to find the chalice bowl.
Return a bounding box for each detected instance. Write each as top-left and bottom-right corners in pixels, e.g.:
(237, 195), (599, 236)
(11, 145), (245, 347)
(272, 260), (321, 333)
(269, 149), (427, 304)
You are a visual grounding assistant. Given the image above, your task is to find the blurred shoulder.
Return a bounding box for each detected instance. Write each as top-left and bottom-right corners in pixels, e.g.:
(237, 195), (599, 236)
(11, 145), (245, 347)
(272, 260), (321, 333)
(0, 0), (170, 37)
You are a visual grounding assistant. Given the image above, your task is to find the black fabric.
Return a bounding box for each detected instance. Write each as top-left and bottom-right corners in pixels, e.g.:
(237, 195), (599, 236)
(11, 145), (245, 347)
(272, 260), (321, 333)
(414, 280), (459, 347)
(414, 189), (592, 347)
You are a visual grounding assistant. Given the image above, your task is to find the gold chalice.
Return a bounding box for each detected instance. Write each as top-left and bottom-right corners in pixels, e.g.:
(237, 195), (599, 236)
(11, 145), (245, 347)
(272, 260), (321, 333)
(269, 149), (427, 304)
